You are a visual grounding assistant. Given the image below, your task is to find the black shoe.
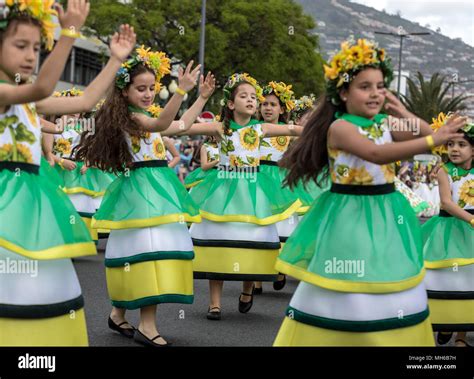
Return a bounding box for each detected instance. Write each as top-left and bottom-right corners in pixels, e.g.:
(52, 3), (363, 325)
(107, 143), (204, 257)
(207, 306), (221, 320)
(437, 332), (453, 345)
(273, 274), (286, 291)
(253, 286), (263, 295)
(134, 329), (171, 347)
(238, 291), (254, 313)
(108, 317), (136, 338)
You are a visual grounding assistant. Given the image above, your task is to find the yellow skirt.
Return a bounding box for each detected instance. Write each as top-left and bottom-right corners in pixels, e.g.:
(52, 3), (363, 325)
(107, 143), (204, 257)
(193, 245), (280, 281)
(106, 259), (194, 309)
(429, 298), (474, 330)
(273, 316), (435, 346)
(0, 308), (89, 346)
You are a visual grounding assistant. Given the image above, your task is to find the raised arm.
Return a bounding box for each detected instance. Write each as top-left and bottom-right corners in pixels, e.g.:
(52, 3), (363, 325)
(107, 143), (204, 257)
(162, 72), (216, 136)
(37, 24), (136, 115)
(134, 61), (201, 132)
(383, 90), (432, 141)
(262, 123), (303, 137)
(438, 168), (474, 224)
(329, 115), (467, 165)
(0, 0), (89, 106)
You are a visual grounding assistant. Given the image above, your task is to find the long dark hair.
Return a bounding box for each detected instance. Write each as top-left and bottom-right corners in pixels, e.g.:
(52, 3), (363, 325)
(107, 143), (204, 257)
(219, 82), (257, 136)
(74, 64), (156, 173)
(280, 95), (345, 188)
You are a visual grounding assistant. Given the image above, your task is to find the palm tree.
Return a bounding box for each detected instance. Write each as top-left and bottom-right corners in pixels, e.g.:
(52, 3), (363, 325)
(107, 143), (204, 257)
(401, 72), (470, 122)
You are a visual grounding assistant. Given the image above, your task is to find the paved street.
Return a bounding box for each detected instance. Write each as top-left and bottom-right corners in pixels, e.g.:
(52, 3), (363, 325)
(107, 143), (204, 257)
(76, 241), (295, 347)
(76, 239), (473, 347)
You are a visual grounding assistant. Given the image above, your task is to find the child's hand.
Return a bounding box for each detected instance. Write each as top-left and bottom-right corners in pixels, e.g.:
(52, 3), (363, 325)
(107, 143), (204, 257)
(110, 24), (137, 62)
(55, 0), (90, 32)
(62, 159), (77, 171)
(80, 164), (89, 175)
(199, 72), (216, 100)
(177, 61), (202, 93)
(46, 152), (56, 167)
(383, 89), (407, 117)
(432, 114), (467, 146)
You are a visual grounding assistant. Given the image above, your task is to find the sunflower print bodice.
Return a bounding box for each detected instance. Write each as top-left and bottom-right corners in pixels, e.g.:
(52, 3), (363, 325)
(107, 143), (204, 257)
(328, 113), (395, 186)
(0, 103), (41, 165)
(204, 142), (219, 163)
(53, 127), (82, 159)
(128, 131), (167, 162)
(444, 162), (474, 209)
(259, 136), (290, 162)
(218, 119), (263, 168)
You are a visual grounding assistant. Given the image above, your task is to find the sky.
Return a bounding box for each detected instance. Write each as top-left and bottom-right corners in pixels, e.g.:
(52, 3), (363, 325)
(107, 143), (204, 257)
(350, 0), (474, 46)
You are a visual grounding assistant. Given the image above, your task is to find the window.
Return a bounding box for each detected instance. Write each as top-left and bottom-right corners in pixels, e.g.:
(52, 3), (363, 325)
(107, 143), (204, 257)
(74, 47), (103, 86)
(39, 50), (72, 81)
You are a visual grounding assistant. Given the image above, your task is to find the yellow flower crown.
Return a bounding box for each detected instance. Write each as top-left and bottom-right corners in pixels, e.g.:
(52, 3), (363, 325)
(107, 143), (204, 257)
(263, 81), (295, 111)
(324, 38), (393, 105)
(53, 87), (84, 97)
(220, 73), (265, 107)
(0, 0), (57, 51)
(290, 94), (316, 121)
(116, 45), (171, 91)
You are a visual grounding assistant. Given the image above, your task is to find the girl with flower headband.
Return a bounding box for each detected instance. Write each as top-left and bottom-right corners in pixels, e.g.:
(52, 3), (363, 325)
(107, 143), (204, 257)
(0, 0), (137, 346)
(75, 46), (216, 347)
(273, 38), (467, 346)
(253, 81), (302, 294)
(422, 117), (474, 347)
(175, 73), (303, 320)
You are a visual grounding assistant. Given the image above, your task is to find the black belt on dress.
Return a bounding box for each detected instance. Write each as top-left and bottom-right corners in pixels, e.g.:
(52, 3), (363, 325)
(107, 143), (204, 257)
(439, 209), (474, 217)
(0, 161), (39, 175)
(130, 160), (168, 169)
(330, 183), (395, 195)
(259, 160), (279, 166)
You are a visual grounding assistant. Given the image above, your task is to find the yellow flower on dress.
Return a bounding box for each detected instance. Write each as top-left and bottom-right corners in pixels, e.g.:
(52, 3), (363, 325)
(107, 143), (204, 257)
(0, 143), (33, 163)
(22, 104), (38, 128)
(327, 147), (341, 159)
(229, 154), (239, 167)
(239, 128), (259, 151)
(143, 154), (152, 161)
(381, 163), (395, 183)
(54, 138), (72, 156)
(16, 143), (33, 163)
(336, 165), (355, 184)
(152, 138), (166, 159)
(459, 180), (474, 207)
(270, 136), (290, 152)
(353, 166), (374, 185)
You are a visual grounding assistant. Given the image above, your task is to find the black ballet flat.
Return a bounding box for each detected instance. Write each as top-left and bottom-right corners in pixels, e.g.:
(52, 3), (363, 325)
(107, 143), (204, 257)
(273, 274), (286, 291)
(108, 317), (136, 339)
(206, 306), (222, 320)
(134, 329), (172, 347)
(253, 286), (263, 295)
(238, 291), (254, 314)
(437, 332), (453, 345)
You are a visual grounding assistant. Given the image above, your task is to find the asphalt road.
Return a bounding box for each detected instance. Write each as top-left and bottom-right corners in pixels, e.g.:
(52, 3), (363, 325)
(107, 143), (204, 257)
(75, 239), (473, 347)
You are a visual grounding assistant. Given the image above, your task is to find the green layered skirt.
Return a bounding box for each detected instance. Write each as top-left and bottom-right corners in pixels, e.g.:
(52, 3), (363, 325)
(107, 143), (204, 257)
(93, 161), (199, 307)
(55, 160), (116, 198)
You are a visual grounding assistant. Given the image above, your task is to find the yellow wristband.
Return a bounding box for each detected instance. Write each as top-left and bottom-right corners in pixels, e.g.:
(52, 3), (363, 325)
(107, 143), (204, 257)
(470, 219), (474, 227)
(58, 158), (65, 169)
(425, 135), (435, 149)
(60, 28), (82, 39)
(175, 87), (187, 96)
